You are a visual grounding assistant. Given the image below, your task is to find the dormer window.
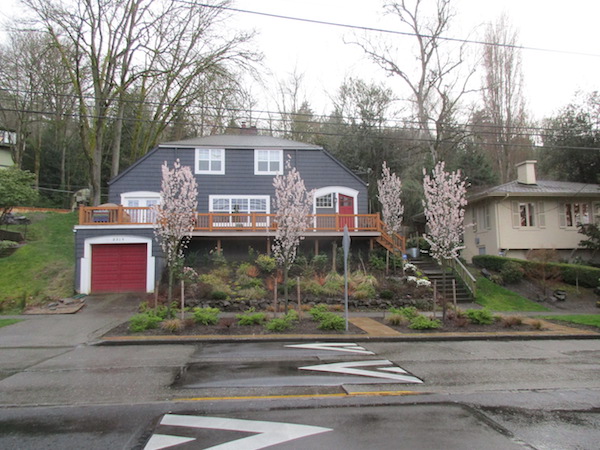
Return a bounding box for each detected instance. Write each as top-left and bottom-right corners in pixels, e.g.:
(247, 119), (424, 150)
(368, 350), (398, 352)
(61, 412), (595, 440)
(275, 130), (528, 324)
(254, 149), (283, 175)
(195, 148), (225, 174)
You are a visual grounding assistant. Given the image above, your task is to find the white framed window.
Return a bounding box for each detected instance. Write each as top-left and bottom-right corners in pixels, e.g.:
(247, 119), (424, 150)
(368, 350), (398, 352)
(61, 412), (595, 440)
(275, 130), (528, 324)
(594, 202), (600, 225)
(519, 203), (536, 227)
(120, 191), (161, 223)
(195, 148), (225, 174)
(209, 195), (270, 214)
(483, 204), (491, 230)
(316, 193), (333, 208)
(560, 202), (591, 228)
(471, 207), (477, 232)
(254, 149), (283, 175)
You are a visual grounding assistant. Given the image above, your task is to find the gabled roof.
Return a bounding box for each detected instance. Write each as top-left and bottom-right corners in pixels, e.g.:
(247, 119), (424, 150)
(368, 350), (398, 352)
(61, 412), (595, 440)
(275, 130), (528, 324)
(468, 179), (600, 204)
(159, 134), (322, 150)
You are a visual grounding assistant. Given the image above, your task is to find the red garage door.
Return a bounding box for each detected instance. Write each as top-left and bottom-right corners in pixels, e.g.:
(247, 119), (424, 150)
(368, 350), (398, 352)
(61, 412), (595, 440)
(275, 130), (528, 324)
(91, 243), (147, 293)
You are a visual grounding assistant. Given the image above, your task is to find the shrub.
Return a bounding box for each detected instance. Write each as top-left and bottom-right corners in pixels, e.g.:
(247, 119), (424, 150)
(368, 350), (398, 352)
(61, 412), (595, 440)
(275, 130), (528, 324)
(409, 315), (441, 330)
(256, 254), (277, 273)
(0, 240), (19, 250)
(501, 315), (523, 328)
(500, 261), (524, 284)
(312, 253), (329, 274)
(236, 286), (267, 300)
(353, 282), (376, 300)
(211, 290), (228, 300)
(193, 307), (220, 325)
(302, 279), (325, 297)
(466, 308), (495, 325)
(389, 306), (420, 320)
(530, 319), (543, 330)
(472, 255), (509, 272)
(129, 312), (162, 332)
(160, 318), (185, 333)
(309, 304), (329, 321)
(317, 312), (345, 331)
(387, 313), (409, 326)
(236, 308), (266, 325)
(285, 309), (300, 322)
(369, 254), (386, 271)
(379, 289), (394, 300)
(265, 317), (292, 332)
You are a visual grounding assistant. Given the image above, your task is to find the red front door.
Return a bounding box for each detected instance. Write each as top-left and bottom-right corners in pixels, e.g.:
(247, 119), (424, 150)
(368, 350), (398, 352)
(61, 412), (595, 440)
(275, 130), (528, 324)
(338, 194), (354, 230)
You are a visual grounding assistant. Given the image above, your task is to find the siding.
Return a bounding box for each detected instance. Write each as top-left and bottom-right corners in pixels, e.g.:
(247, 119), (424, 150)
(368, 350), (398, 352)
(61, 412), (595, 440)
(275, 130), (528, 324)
(109, 147), (368, 213)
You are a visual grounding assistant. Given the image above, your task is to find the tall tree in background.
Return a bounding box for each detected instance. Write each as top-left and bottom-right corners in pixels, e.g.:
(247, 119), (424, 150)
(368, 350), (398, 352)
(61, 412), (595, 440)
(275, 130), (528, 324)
(153, 159), (198, 302)
(353, 0), (474, 163)
(272, 158), (314, 312)
(481, 14), (530, 182)
(22, 0), (258, 205)
(540, 91), (600, 184)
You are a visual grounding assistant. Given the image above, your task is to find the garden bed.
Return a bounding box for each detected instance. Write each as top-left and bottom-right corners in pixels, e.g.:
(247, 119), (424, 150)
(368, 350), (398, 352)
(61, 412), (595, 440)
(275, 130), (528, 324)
(375, 316), (543, 333)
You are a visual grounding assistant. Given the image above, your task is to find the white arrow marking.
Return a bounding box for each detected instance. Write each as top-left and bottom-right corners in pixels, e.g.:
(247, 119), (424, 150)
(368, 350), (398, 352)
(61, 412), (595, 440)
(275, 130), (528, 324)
(144, 433), (196, 450)
(299, 360), (423, 383)
(285, 342), (374, 355)
(150, 414), (332, 450)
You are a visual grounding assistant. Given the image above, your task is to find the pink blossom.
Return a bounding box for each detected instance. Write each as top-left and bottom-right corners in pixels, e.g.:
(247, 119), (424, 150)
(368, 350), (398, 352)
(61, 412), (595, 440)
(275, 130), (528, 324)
(377, 161), (404, 234)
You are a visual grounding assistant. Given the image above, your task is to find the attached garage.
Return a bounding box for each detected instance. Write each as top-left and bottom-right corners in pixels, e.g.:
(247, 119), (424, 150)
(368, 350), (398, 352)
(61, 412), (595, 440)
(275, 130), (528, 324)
(77, 234), (157, 295)
(91, 243), (147, 293)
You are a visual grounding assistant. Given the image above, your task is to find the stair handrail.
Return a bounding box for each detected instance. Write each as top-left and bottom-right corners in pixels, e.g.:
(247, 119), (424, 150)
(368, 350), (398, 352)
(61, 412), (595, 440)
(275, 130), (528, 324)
(421, 236), (477, 298)
(376, 214), (406, 254)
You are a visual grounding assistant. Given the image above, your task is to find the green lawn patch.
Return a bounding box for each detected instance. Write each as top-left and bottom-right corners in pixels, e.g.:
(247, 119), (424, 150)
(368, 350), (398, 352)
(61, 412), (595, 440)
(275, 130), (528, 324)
(0, 212), (77, 311)
(0, 318), (21, 328)
(475, 277), (550, 312)
(539, 315), (600, 329)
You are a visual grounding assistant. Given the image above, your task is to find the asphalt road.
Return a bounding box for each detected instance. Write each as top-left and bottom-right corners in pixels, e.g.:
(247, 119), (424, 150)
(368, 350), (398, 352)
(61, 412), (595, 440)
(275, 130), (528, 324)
(1, 338), (599, 449)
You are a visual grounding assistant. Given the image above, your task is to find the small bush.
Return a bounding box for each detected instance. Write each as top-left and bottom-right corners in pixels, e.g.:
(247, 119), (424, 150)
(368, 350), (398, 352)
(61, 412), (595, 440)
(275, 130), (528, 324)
(317, 312), (346, 331)
(530, 319), (543, 330)
(353, 282), (376, 300)
(160, 318), (185, 333)
(387, 313), (409, 326)
(389, 306), (420, 320)
(501, 315), (523, 328)
(312, 253), (329, 273)
(129, 312), (162, 332)
(0, 240), (19, 250)
(265, 317), (292, 332)
(256, 254), (277, 273)
(285, 309), (300, 322)
(236, 308), (266, 325)
(380, 289), (394, 300)
(500, 261), (524, 284)
(409, 315), (441, 330)
(466, 308), (495, 325)
(193, 307), (220, 325)
(237, 286), (267, 300)
(309, 304), (329, 321)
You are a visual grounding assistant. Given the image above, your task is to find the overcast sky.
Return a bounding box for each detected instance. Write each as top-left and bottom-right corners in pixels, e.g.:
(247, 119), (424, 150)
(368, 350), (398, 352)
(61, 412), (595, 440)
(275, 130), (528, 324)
(2, 0), (599, 121)
(232, 0), (600, 120)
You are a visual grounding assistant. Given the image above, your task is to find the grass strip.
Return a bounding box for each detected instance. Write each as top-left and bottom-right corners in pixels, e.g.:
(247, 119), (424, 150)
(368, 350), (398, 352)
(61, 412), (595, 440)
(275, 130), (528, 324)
(475, 277), (550, 312)
(0, 318), (22, 329)
(539, 314), (600, 329)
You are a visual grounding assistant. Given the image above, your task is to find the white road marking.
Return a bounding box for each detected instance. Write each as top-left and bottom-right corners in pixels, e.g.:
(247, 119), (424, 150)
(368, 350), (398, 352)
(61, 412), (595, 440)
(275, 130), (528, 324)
(145, 414), (333, 450)
(285, 342), (375, 355)
(299, 360), (423, 383)
(144, 433), (196, 450)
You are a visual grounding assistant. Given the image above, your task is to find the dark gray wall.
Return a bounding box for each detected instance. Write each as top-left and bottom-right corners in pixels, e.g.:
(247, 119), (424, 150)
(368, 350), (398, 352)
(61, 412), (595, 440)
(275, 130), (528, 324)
(109, 147), (367, 213)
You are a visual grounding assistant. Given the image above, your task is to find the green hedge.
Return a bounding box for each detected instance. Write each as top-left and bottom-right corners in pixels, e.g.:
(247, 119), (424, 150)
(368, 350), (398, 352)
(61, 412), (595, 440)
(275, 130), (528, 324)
(473, 255), (600, 288)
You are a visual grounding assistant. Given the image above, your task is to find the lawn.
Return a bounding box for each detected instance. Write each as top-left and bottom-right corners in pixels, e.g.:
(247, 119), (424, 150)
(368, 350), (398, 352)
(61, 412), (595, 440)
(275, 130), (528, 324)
(475, 277), (550, 312)
(539, 315), (600, 329)
(0, 318), (21, 328)
(0, 212), (77, 310)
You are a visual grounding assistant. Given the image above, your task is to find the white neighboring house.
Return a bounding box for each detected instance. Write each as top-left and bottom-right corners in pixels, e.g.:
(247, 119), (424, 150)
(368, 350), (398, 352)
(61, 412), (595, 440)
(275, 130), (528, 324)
(0, 130), (16, 169)
(463, 160), (600, 263)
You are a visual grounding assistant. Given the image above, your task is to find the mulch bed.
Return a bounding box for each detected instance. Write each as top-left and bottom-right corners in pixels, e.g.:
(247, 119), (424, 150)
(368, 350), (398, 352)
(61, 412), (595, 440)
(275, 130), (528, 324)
(374, 317), (543, 333)
(104, 317), (366, 337)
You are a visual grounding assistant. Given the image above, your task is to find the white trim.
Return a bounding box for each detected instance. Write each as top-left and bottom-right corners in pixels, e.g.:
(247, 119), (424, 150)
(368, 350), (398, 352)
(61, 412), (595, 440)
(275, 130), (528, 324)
(312, 186), (359, 214)
(208, 195), (271, 213)
(254, 149), (283, 175)
(120, 191), (161, 207)
(195, 148), (225, 175)
(80, 235), (155, 294)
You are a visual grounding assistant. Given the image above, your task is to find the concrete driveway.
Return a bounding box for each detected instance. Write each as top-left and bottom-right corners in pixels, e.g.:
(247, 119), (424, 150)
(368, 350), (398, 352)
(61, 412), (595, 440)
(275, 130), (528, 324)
(0, 294), (139, 348)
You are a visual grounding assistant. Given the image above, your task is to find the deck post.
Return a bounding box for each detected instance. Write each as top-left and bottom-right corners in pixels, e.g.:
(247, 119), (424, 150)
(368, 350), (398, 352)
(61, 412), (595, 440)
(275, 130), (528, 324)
(314, 239), (319, 255)
(216, 239), (222, 254)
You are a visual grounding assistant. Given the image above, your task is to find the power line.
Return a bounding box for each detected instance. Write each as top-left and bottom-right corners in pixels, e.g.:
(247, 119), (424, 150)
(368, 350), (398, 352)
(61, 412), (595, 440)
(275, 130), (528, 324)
(198, 3), (600, 58)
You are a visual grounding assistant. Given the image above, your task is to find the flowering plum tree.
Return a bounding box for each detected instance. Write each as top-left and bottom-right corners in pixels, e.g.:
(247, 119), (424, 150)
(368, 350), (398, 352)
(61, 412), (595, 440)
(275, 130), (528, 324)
(153, 159), (198, 302)
(377, 161), (404, 234)
(422, 161), (467, 262)
(273, 158), (314, 311)
(422, 161), (467, 321)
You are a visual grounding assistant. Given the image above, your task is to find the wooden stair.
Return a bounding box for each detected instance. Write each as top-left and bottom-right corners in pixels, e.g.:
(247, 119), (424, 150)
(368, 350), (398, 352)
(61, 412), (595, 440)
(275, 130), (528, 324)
(411, 258), (474, 303)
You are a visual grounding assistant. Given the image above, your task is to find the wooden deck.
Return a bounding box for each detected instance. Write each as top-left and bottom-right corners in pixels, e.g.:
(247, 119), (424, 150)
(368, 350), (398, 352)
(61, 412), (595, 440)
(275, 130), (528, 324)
(78, 206), (405, 252)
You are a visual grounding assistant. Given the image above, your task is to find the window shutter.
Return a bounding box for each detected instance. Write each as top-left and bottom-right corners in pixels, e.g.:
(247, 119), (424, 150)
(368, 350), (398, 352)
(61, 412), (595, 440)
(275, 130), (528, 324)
(558, 202), (566, 228)
(511, 201), (520, 228)
(537, 201), (546, 228)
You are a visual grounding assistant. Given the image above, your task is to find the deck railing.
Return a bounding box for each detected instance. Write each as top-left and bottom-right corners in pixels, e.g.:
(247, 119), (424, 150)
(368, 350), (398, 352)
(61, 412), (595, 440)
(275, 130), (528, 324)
(79, 206), (382, 233)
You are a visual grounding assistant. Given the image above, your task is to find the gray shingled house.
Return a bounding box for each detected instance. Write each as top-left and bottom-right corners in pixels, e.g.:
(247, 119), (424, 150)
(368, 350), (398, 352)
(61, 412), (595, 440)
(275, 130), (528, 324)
(74, 129), (404, 294)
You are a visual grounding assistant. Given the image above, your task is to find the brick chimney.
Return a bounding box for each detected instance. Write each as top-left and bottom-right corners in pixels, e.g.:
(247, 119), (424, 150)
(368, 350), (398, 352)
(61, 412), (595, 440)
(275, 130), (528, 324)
(240, 122), (258, 135)
(516, 160), (537, 185)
